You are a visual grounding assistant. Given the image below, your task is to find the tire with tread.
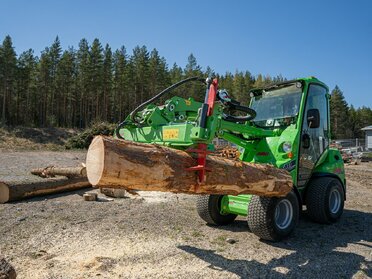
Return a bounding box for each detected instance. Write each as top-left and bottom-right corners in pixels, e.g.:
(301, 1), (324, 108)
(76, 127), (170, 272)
(306, 177), (344, 224)
(247, 191), (299, 241)
(196, 195), (237, 225)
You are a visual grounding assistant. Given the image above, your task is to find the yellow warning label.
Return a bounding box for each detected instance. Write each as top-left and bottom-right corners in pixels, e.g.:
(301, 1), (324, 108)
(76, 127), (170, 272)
(163, 129), (179, 140)
(185, 100), (191, 106)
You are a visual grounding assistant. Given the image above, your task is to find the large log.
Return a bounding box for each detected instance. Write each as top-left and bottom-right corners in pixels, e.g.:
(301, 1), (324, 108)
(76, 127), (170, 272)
(86, 136), (292, 197)
(0, 177), (90, 203)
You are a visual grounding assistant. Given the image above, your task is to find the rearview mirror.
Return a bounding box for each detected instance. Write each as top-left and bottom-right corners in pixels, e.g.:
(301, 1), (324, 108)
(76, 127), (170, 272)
(307, 109), (320, 128)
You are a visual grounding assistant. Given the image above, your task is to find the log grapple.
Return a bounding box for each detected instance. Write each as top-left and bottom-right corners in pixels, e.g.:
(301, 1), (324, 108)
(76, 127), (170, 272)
(113, 76), (346, 241)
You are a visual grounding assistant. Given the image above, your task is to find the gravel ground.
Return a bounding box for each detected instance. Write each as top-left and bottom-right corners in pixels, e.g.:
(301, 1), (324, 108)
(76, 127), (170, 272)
(0, 151), (371, 279)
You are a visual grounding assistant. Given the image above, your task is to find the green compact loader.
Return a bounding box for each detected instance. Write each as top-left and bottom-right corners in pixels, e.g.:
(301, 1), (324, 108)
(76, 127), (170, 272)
(116, 76), (346, 241)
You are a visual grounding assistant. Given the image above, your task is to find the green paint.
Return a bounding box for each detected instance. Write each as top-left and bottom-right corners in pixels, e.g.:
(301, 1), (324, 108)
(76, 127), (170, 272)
(117, 77), (345, 216)
(220, 195), (251, 216)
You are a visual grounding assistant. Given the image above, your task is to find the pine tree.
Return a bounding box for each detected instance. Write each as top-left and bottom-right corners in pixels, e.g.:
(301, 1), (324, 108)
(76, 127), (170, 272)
(49, 36), (62, 125)
(330, 86), (352, 139)
(169, 63), (184, 98)
(184, 53), (203, 101)
(205, 66), (215, 78)
(0, 35), (17, 126)
(76, 38), (90, 127)
(218, 72), (234, 96)
(1, 35), (372, 131)
(16, 49), (37, 125)
(88, 38), (104, 121)
(56, 48), (76, 126)
(131, 46), (150, 105)
(102, 44), (113, 121)
(37, 48), (53, 126)
(113, 46), (128, 120)
(149, 48), (169, 104)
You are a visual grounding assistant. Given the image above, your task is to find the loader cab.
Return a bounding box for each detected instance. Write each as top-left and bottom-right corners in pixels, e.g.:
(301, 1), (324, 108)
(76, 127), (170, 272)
(248, 78), (333, 189)
(198, 77), (346, 242)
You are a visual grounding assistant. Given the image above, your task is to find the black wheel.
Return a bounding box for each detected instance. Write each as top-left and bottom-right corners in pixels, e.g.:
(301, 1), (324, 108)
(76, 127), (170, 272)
(305, 177), (344, 224)
(247, 191), (299, 241)
(196, 195), (237, 225)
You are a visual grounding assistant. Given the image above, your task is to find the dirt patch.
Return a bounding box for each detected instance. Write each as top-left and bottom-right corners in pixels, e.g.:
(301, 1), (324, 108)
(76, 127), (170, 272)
(0, 152), (371, 278)
(0, 127), (78, 151)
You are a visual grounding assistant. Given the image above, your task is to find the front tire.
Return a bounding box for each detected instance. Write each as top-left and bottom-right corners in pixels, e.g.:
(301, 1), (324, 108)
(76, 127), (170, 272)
(247, 191), (299, 241)
(306, 177), (344, 224)
(196, 195), (237, 225)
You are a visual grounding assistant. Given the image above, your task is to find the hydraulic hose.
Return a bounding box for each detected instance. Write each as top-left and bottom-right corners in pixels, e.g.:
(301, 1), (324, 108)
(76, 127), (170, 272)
(116, 76), (206, 139)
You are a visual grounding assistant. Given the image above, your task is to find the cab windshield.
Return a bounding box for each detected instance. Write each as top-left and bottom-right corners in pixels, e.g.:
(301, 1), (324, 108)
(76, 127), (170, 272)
(250, 83), (302, 128)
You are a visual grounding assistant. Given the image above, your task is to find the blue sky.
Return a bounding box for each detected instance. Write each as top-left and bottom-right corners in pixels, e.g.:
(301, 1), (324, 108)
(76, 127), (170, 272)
(1, 0), (371, 108)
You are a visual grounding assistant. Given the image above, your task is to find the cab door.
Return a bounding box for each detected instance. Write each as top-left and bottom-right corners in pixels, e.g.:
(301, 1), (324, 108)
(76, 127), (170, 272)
(297, 84), (329, 188)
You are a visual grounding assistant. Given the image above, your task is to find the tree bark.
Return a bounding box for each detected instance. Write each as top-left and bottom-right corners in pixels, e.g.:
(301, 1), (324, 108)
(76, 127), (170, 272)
(31, 166), (86, 178)
(86, 136), (292, 197)
(0, 177), (90, 204)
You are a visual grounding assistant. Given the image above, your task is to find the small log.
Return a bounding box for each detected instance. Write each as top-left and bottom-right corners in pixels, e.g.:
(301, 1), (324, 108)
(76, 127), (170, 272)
(0, 177), (91, 204)
(100, 188), (126, 198)
(83, 193), (97, 201)
(0, 256), (16, 279)
(86, 136), (292, 197)
(31, 166), (86, 178)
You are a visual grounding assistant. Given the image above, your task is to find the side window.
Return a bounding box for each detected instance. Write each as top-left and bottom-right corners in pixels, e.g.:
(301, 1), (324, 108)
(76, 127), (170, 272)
(298, 84), (328, 187)
(304, 84), (329, 154)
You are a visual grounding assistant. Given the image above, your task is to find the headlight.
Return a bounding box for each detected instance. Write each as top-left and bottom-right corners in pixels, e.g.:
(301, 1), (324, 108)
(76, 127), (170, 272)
(282, 142), (292, 153)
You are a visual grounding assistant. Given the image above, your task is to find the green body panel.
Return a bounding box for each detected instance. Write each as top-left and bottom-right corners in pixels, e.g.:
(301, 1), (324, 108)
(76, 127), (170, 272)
(117, 77), (345, 217)
(313, 148), (345, 185)
(220, 195), (252, 216)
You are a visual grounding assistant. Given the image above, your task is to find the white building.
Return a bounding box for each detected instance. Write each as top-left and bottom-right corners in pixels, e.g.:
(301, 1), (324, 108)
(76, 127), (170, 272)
(361, 125), (372, 150)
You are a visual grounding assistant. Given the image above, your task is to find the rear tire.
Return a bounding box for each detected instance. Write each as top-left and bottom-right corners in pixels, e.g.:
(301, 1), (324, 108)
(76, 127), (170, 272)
(247, 191), (299, 241)
(306, 177), (344, 224)
(196, 195), (237, 225)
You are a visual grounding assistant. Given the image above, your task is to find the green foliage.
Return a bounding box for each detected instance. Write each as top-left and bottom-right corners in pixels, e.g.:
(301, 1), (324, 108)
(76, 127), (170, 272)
(0, 34), (370, 138)
(65, 122), (116, 149)
(330, 86), (351, 139)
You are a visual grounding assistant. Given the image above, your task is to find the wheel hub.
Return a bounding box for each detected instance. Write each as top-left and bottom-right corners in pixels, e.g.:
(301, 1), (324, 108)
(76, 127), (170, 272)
(329, 188), (341, 214)
(274, 199), (293, 230)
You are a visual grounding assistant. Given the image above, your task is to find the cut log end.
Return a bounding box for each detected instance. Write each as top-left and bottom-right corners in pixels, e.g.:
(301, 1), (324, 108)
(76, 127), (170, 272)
(86, 136), (105, 186)
(0, 183), (9, 204)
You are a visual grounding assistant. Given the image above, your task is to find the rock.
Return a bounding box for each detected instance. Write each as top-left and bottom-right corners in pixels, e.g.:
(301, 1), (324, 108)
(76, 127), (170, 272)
(0, 256), (16, 279)
(16, 217), (26, 222)
(226, 238), (237, 244)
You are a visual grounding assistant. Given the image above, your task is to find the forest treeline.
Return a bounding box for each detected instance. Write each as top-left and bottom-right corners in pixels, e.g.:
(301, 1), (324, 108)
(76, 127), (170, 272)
(0, 35), (371, 139)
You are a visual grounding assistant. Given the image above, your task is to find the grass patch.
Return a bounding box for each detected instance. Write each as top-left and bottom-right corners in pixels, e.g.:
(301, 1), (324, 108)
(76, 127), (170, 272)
(191, 230), (205, 238)
(211, 234), (227, 246)
(172, 225), (183, 233)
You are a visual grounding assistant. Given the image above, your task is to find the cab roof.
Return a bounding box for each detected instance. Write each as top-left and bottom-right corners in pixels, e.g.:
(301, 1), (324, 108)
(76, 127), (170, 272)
(250, 77), (328, 96)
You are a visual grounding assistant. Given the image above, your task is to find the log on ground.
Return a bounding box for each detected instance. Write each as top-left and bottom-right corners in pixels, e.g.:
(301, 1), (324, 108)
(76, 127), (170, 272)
(0, 177), (90, 204)
(86, 136), (292, 197)
(31, 166), (87, 178)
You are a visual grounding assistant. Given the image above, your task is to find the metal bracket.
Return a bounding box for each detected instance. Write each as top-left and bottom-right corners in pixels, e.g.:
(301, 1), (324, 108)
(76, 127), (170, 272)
(186, 143), (212, 184)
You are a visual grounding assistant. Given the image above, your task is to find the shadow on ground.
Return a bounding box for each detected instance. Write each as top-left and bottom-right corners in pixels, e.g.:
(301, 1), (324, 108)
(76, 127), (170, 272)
(179, 209), (372, 278)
